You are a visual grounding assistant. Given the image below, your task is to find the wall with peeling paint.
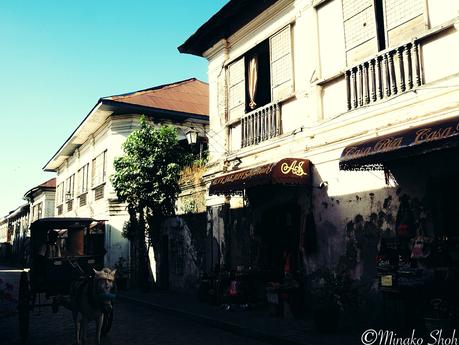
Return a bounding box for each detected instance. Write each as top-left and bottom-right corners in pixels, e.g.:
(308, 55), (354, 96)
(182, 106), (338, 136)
(159, 213), (208, 293)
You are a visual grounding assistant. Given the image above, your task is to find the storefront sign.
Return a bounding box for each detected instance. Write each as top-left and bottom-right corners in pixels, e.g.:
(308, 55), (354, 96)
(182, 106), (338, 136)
(340, 116), (459, 170)
(280, 160), (308, 176)
(209, 158), (312, 195)
(381, 275), (393, 287)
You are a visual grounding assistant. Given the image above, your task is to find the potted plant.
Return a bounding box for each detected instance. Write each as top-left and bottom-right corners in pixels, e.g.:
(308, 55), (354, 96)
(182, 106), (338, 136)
(309, 268), (363, 333)
(309, 269), (344, 332)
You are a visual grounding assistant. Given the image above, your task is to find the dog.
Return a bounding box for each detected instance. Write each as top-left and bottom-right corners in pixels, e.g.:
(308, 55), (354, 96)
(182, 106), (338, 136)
(69, 268), (116, 345)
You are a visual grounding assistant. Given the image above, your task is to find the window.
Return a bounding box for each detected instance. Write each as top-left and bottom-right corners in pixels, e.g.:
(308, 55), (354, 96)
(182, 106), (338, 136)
(79, 193), (87, 207)
(32, 203), (43, 221)
(92, 151), (107, 187)
(78, 163), (89, 195)
(94, 185), (104, 201)
(56, 182), (64, 206)
(227, 25), (293, 121)
(342, 0), (425, 64)
(65, 174), (75, 200)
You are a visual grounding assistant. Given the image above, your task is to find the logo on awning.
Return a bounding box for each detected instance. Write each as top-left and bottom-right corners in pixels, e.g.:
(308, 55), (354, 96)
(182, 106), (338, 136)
(209, 158), (311, 195)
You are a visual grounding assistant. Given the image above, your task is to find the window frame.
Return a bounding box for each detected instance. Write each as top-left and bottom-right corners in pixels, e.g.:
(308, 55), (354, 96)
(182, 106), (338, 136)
(225, 24), (294, 121)
(56, 182), (64, 206)
(78, 163), (90, 196)
(92, 150), (107, 188)
(341, 0), (427, 64)
(65, 174), (75, 201)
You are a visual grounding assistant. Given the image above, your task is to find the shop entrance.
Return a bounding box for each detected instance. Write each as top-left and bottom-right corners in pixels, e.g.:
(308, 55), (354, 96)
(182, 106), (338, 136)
(255, 202), (300, 280)
(427, 173), (459, 239)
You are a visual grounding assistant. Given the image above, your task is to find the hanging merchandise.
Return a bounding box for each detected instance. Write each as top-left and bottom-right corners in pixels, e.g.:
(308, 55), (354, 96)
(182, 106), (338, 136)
(395, 195), (415, 238)
(411, 235), (432, 259)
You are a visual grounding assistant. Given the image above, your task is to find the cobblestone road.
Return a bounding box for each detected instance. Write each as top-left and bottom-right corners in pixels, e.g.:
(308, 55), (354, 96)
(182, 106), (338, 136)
(0, 267), (269, 345)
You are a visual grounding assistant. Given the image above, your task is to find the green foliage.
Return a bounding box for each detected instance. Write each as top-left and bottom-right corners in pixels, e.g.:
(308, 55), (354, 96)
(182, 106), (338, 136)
(122, 220), (135, 240)
(111, 116), (186, 217)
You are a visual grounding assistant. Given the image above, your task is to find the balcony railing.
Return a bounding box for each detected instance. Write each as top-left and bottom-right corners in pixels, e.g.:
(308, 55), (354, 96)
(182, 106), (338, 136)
(241, 102), (281, 148)
(345, 40), (423, 110)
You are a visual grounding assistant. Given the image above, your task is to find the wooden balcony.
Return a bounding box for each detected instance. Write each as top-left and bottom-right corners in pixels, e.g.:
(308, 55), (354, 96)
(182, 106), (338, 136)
(241, 102), (281, 148)
(345, 40), (423, 110)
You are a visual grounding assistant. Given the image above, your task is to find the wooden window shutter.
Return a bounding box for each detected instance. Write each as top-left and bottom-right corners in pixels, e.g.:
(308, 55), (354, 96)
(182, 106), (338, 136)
(270, 25), (294, 102)
(383, 0), (425, 47)
(79, 193), (87, 207)
(227, 58), (245, 121)
(94, 185), (104, 201)
(342, 0), (378, 64)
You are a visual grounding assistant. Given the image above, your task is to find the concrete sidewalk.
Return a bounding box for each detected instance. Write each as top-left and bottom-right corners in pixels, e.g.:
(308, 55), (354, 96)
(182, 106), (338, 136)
(118, 290), (360, 345)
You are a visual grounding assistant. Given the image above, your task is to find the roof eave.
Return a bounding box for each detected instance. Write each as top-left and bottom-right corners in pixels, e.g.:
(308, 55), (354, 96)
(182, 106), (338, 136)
(101, 99), (209, 122)
(43, 101), (107, 172)
(178, 0), (278, 56)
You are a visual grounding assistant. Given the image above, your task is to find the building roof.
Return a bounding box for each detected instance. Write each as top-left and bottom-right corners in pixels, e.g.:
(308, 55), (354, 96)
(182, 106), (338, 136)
(178, 0), (278, 56)
(24, 178), (56, 200)
(102, 78), (209, 117)
(38, 178), (56, 189)
(7, 203), (29, 220)
(44, 78), (209, 172)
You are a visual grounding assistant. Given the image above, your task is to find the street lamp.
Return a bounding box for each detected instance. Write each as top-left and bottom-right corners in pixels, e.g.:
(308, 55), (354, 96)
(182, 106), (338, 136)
(185, 129), (198, 145)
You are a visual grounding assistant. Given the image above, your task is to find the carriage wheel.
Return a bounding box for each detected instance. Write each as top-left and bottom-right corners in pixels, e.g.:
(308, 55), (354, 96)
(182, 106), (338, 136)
(18, 271), (30, 343)
(101, 308), (113, 336)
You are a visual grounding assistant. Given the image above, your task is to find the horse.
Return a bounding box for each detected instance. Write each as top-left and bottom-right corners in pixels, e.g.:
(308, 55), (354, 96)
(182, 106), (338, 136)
(69, 268), (116, 345)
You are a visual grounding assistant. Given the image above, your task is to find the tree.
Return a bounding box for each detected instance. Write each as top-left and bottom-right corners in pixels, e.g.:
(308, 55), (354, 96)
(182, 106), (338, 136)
(111, 116), (185, 288)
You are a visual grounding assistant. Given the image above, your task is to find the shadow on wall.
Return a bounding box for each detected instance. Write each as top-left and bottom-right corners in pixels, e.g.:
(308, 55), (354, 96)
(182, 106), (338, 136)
(305, 151), (459, 330)
(159, 212), (208, 294)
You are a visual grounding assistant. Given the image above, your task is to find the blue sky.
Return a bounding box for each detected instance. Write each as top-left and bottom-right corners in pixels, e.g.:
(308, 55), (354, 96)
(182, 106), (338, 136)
(0, 0), (227, 216)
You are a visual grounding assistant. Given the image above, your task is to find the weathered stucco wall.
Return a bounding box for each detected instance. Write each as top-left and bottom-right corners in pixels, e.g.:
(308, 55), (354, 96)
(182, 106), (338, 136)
(202, 0), (459, 287)
(159, 213), (208, 293)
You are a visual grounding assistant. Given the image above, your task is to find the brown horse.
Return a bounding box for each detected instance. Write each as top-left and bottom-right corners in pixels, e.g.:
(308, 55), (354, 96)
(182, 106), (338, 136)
(69, 268), (116, 345)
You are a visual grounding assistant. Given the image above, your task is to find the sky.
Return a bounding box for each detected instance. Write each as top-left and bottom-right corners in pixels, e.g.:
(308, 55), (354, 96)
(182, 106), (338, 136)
(0, 0), (227, 216)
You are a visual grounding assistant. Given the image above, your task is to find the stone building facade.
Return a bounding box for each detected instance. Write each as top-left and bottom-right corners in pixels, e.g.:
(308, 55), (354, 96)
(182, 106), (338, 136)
(179, 0), (459, 325)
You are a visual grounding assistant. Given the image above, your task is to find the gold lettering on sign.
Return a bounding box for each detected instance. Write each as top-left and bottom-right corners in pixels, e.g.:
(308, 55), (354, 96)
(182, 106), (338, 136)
(373, 137), (403, 152)
(280, 160), (308, 176)
(415, 126), (458, 144)
(342, 120), (459, 161)
(344, 137), (403, 159)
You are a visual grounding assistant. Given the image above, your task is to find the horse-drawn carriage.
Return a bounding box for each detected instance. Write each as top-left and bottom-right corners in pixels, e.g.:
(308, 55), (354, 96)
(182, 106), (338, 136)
(18, 217), (114, 343)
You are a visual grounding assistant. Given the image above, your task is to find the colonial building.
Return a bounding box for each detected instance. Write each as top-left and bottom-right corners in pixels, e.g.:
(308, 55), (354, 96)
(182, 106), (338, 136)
(0, 215), (11, 260)
(24, 178), (56, 225)
(43, 78), (209, 272)
(180, 0), (459, 325)
(0, 178), (56, 262)
(8, 204), (30, 261)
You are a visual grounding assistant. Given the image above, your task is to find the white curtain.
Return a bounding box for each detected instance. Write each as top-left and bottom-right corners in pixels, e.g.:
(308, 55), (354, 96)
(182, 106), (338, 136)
(248, 56), (258, 110)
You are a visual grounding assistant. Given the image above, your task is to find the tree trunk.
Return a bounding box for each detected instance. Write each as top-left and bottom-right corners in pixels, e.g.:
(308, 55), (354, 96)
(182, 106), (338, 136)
(127, 207), (139, 288)
(137, 207), (149, 290)
(146, 214), (163, 289)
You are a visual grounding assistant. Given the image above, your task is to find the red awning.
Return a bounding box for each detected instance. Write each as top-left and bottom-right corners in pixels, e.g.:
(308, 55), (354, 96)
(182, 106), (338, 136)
(339, 115), (459, 171)
(209, 158), (311, 195)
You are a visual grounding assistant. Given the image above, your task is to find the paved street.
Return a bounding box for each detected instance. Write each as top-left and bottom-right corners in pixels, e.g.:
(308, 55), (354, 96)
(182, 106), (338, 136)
(0, 267), (269, 345)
